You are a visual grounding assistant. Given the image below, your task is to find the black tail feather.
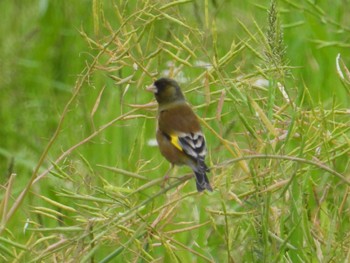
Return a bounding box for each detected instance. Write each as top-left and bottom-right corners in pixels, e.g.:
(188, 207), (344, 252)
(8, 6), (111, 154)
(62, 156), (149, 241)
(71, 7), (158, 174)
(194, 170), (213, 192)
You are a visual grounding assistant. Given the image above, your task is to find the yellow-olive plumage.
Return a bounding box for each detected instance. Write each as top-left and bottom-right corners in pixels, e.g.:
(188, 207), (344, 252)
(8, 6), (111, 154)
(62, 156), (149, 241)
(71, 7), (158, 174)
(147, 78), (212, 192)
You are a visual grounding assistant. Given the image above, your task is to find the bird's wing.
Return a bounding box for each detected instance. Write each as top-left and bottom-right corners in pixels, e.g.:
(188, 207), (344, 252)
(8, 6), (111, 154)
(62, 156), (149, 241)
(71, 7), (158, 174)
(171, 131), (207, 160)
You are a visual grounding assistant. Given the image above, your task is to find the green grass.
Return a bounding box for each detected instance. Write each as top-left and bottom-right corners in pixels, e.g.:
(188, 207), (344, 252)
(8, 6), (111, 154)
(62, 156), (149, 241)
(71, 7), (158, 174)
(1, 0), (350, 262)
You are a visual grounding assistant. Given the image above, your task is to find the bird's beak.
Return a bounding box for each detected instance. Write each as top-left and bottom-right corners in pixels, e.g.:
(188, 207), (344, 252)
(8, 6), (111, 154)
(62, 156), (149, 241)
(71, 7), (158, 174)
(146, 84), (157, 93)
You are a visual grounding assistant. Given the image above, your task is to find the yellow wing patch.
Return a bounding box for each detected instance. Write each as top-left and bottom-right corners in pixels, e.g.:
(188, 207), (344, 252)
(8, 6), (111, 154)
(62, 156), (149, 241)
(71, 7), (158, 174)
(170, 134), (183, 151)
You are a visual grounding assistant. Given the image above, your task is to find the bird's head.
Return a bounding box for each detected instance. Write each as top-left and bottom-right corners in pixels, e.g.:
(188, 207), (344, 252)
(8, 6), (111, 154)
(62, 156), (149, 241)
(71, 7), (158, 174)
(146, 78), (185, 104)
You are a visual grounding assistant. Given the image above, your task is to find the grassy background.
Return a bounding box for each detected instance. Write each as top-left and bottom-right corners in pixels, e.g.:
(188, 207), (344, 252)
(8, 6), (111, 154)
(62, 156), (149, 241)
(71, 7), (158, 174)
(1, 0), (350, 262)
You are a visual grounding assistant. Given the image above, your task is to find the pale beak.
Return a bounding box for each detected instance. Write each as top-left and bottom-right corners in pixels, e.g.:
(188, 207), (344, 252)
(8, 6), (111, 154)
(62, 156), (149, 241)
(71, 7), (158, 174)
(146, 84), (157, 93)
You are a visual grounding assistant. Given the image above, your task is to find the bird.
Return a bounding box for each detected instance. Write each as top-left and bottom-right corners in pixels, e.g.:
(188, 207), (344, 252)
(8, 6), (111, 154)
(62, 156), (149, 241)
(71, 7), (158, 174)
(146, 77), (213, 192)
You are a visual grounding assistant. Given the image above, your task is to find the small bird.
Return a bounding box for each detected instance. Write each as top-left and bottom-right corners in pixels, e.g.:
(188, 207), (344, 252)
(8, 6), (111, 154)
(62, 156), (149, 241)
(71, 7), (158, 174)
(146, 77), (213, 192)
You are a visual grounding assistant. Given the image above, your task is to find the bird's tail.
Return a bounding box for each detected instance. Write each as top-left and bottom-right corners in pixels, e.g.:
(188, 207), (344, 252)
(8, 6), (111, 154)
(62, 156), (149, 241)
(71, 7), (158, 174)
(194, 171), (213, 192)
(194, 162), (212, 192)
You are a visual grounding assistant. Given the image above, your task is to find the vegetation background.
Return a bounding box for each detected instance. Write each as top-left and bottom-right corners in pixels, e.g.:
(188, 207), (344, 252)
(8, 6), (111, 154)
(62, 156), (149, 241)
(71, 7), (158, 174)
(1, 0), (350, 262)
